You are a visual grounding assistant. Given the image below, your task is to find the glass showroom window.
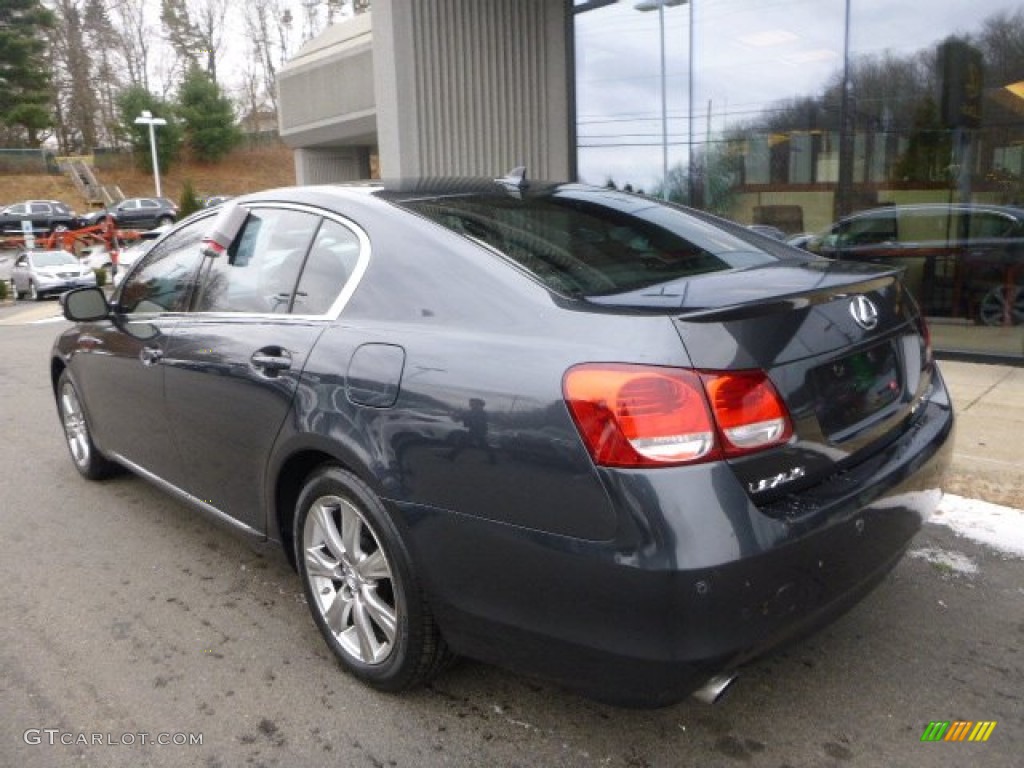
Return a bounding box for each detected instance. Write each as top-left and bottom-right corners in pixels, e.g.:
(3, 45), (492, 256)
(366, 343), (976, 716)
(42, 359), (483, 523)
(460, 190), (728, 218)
(575, 0), (1024, 359)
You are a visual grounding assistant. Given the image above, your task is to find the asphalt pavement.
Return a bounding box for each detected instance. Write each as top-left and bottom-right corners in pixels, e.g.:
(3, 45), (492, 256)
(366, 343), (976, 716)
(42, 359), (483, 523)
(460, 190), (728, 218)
(0, 312), (1021, 768)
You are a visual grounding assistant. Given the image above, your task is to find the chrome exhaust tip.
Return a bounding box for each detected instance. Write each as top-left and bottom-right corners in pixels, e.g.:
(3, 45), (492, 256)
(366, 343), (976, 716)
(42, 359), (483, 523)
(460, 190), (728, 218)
(691, 673), (737, 705)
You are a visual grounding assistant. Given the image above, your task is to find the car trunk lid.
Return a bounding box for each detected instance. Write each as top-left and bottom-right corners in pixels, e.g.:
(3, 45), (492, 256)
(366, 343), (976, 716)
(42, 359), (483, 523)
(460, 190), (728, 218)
(589, 259), (934, 511)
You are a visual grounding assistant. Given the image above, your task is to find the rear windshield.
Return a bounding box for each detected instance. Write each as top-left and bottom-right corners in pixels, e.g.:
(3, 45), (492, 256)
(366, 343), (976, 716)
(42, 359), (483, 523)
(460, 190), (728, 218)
(397, 189), (785, 297)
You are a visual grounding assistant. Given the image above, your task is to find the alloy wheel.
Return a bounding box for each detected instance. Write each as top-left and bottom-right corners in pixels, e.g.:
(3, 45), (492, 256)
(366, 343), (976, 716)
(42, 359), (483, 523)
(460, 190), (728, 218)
(978, 285), (1024, 326)
(302, 494), (398, 665)
(60, 380), (91, 469)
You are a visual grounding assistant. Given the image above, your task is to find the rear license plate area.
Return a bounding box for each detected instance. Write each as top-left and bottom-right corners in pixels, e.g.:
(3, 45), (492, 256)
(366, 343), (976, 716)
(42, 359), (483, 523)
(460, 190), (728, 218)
(812, 341), (901, 437)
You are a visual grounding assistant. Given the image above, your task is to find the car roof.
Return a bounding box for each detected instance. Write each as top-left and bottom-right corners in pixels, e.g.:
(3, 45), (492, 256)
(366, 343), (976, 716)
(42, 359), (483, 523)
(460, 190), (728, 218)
(842, 202), (1024, 220)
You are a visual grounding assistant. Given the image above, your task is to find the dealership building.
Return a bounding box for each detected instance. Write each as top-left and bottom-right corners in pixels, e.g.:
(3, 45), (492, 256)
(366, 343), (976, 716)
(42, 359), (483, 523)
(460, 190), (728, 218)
(278, 0), (1024, 361)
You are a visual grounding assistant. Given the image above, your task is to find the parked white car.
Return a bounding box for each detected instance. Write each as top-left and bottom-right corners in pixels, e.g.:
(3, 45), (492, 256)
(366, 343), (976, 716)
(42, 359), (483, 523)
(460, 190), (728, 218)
(11, 250), (97, 300)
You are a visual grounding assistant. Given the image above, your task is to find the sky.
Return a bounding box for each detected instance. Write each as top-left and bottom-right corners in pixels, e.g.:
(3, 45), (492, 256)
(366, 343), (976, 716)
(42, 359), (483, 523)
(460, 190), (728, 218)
(573, 0), (1016, 190)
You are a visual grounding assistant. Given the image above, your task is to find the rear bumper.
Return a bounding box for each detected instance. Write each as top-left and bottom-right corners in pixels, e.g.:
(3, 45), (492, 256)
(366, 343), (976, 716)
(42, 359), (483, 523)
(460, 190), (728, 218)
(396, 368), (954, 705)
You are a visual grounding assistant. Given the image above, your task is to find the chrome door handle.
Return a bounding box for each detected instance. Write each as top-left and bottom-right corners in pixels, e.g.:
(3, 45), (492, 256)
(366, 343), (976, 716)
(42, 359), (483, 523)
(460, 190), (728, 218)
(251, 348), (292, 377)
(140, 346), (163, 365)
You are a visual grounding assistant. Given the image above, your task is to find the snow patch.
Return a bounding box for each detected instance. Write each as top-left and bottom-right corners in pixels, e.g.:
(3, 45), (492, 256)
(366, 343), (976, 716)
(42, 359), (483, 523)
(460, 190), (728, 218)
(908, 547), (978, 575)
(928, 494), (1024, 558)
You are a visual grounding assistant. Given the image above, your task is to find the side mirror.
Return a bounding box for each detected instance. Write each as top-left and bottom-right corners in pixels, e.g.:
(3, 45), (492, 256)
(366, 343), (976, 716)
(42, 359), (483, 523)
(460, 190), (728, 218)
(63, 287), (110, 322)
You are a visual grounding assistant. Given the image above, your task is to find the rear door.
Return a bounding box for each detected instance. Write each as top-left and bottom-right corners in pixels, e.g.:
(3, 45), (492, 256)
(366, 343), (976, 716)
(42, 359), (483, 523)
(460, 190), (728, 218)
(162, 205), (361, 531)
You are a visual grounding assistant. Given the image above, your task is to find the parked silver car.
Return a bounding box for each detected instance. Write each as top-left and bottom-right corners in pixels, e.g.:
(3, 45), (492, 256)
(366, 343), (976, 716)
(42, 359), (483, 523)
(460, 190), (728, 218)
(11, 250), (96, 300)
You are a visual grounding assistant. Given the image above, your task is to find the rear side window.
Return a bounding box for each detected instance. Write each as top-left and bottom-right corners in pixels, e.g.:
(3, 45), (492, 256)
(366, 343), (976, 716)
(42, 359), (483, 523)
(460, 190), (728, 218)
(398, 190), (779, 297)
(837, 210), (897, 246)
(291, 219), (360, 315)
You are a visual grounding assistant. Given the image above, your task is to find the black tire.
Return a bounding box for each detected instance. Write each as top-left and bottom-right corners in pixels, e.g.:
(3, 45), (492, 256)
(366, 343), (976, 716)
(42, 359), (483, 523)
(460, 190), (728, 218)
(294, 465), (450, 692)
(56, 370), (119, 480)
(157, 216), (174, 227)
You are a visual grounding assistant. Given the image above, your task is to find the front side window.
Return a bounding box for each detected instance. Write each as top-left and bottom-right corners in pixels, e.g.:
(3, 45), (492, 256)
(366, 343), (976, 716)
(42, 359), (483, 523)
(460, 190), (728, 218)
(969, 211), (1019, 239)
(7, 204), (26, 215)
(140, 199), (159, 209)
(193, 208), (320, 313)
(30, 203), (50, 214)
(118, 219), (208, 314)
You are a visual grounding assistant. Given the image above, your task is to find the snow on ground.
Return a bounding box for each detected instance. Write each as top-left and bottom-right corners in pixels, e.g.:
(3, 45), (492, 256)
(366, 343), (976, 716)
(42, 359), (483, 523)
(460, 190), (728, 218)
(928, 493), (1024, 558)
(907, 547), (979, 575)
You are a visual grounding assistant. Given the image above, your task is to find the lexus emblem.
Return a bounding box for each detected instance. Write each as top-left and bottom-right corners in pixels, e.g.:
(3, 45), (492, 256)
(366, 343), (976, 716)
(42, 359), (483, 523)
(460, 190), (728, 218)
(850, 295), (879, 330)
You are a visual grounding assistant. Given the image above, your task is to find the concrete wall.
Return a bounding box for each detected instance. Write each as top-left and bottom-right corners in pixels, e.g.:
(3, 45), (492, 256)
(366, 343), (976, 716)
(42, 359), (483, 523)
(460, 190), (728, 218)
(276, 0), (575, 184)
(278, 14), (377, 152)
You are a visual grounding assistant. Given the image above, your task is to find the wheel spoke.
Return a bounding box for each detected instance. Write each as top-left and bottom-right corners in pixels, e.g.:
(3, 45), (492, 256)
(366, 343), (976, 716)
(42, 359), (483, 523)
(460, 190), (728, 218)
(356, 549), (390, 582)
(61, 391), (78, 419)
(311, 502), (346, 561)
(304, 546), (340, 580)
(323, 591), (352, 635)
(352, 599), (380, 661)
(340, 505), (363, 560)
(360, 587), (397, 644)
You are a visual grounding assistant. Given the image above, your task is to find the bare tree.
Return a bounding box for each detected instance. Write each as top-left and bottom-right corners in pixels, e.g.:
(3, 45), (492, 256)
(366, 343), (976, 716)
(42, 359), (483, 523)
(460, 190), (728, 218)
(243, 0), (300, 115)
(49, 0), (100, 152)
(109, 0), (151, 92)
(160, 0), (231, 85)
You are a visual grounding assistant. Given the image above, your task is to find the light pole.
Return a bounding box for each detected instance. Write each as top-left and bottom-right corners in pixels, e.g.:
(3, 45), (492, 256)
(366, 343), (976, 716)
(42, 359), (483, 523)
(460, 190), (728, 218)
(134, 110), (168, 198)
(634, 0), (688, 201)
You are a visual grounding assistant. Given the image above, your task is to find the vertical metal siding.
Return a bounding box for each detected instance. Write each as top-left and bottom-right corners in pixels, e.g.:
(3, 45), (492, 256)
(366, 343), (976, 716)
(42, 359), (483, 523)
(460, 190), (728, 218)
(409, 0), (562, 178)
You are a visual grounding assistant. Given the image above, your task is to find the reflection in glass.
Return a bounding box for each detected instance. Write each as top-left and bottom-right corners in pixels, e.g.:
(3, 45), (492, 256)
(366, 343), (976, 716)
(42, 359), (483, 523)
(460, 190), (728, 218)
(575, 0), (1024, 356)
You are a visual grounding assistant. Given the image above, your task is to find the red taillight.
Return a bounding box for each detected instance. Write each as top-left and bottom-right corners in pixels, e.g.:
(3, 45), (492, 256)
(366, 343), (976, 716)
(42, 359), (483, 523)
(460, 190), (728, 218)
(563, 364), (792, 467)
(563, 365), (717, 467)
(700, 371), (792, 457)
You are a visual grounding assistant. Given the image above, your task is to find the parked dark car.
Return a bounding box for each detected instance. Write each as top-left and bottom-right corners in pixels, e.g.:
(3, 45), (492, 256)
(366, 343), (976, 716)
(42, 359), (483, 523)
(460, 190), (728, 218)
(84, 197), (178, 230)
(808, 203), (1024, 325)
(51, 179), (954, 706)
(0, 200), (82, 235)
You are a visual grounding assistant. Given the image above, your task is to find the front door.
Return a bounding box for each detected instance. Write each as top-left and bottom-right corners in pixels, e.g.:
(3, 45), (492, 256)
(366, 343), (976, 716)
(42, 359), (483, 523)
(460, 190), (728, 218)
(71, 216), (210, 482)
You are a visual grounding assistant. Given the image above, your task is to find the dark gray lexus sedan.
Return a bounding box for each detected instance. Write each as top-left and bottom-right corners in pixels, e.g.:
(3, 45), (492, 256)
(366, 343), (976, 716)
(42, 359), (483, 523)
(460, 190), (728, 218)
(51, 178), (954, 706)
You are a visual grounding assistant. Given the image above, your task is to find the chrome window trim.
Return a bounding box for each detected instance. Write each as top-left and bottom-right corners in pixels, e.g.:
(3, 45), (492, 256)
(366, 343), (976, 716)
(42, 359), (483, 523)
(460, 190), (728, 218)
(139, 201), (371, 322)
